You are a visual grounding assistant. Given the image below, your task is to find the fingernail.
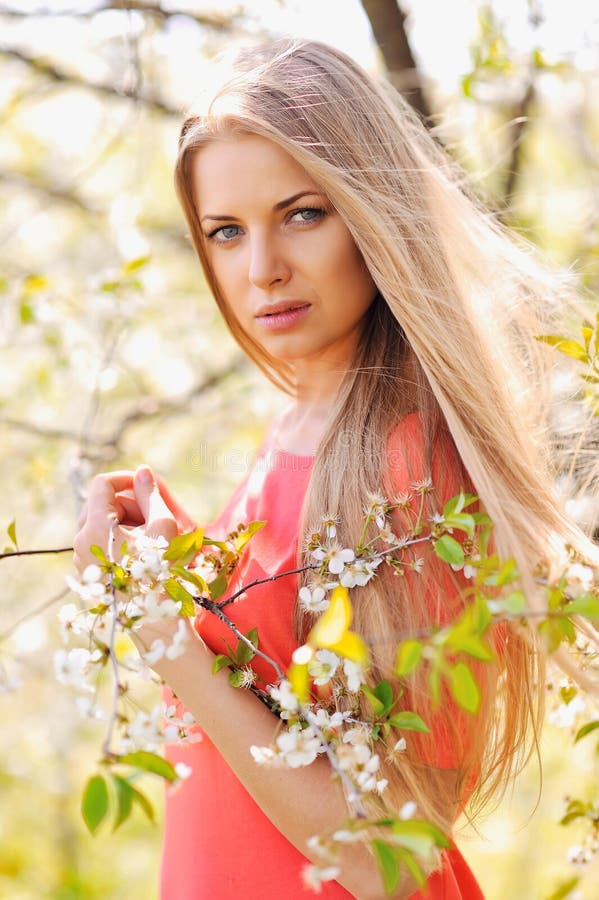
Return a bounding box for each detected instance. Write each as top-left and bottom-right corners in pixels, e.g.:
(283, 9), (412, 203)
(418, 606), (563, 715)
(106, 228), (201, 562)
(137, 466), (153, 485)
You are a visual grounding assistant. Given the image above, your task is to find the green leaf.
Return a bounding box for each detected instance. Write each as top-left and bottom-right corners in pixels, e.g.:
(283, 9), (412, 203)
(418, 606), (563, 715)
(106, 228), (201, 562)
(82, 775), (109, 834)
(396, 848), (426, 888)
(390, 820), (450, 857)
(448, 662), (480, 714)
(483, 558), (519, 587)
(234, 520), (266, 553)
(395, 639), (423, 678)
(433, 535), (464, 566)
(503, 591), (527, 615)
(122, 255), (150, 275)
(538, 617), (576, 652)
(536, 335), (590, 363)
(163, 578), (195, 616)
(118, 751), (177, 783)
(362, 685), (386, 718)
(130, 784), (155, 823)
(169, 565), (208, 593)
(236, 628), (259, 665)
(90, 544), (109, 565)
(208, 570), (228, 601)
(163, 529), (204, 566)
(387, 711), (430, 733)
(563, 594), (599, 619)
(7, 519), (17, 548)
(546, 876), (581, 900)
(212, 653), (233, 675)
(19, 301), (35, 324)
(443, 492), (465, 516)
(110, 775), (134, 831)
(373, 679), (394, 712)
(443, 513), (475, 536)
(372, 840), (400, 895)
(574, 720), (599, 743)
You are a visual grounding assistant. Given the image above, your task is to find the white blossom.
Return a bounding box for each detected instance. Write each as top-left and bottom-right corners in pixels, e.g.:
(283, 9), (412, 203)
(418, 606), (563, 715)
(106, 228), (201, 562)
(565, 563), (595, 598)
(338, 732), (387, 794)
(269, 679), (300, 718)
(174, 762), (193, 780)
(332, 829), (363, 843)
(306, 708), (348, 731)
(312, 545), (355, 576)
(65, 574), (107, 604)
(75, 696), (108, 721)
(124, 706), (164, 752)
(54, 648), (95, 692)
(275, 724), (322, 768)
(339, 557), (382, 588)
(299, 585), (329, 614)
(302, 864), (341, 893)
(144, 639), (166, 666)
(250, 744), (277, 765)
(165, 619), (188, 660)
(342, 659), (365, 693)
(308, 650), (340, 686)
(58, 603), (90, 641)
(400, 800), (417, 820)
(548, 694), (587, 728)
(391, 737), (407, 755)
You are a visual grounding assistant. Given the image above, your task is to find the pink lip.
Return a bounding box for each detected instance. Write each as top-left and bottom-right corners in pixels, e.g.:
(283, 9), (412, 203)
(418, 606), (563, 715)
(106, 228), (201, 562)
(255, 301), (312, 332)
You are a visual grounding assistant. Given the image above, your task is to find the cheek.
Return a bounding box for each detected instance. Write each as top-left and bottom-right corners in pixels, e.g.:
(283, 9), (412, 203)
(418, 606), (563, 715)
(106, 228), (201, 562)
(326, 235), (376, 306)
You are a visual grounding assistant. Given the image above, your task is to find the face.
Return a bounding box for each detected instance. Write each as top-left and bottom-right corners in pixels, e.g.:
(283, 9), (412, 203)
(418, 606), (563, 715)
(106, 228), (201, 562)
(191, 134), (377, 372)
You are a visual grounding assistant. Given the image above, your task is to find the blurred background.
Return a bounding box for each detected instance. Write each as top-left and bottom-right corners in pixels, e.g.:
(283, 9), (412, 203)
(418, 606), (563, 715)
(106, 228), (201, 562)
(0, 1), (598, 897)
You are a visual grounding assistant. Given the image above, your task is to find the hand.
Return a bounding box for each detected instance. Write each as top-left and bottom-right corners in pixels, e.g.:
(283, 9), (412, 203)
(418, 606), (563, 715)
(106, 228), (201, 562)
(73, 465), (180, 575)
(76, 469), (196, 532)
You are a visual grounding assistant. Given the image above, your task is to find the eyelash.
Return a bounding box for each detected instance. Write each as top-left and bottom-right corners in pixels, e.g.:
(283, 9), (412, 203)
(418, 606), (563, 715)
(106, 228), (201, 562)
(206, 206), (327, 245)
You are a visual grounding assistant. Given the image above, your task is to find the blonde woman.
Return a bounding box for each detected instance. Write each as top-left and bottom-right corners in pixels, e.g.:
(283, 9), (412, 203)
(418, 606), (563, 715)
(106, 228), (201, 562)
(73, 39), (598, 899)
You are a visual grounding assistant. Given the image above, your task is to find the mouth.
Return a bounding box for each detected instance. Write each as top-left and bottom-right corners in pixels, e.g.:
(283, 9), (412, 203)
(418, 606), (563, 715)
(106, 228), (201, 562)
(254, 301), (312, 332)
(255, 301), (311, 318)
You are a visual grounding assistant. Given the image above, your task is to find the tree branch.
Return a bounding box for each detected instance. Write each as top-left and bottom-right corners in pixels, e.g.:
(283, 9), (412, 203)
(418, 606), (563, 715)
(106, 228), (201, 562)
(503, 81), (536, 205)
(0, 360), (247, 458)
(0, 46), (180, 116)
(0, 2), (239, 31)
(360, 0), (430, 121)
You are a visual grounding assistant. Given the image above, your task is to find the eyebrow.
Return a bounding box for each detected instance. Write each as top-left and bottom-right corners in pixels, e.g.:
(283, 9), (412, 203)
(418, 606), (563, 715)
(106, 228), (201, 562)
(199, 190), (324, 224)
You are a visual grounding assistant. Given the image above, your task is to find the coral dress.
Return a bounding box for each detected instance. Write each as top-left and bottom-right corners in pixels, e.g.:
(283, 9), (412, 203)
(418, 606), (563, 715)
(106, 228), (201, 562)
(160, 415), (484, 899)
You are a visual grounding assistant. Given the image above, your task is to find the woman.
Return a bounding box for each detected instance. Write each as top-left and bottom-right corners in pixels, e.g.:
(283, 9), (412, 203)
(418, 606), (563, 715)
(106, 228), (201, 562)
(73, 39), (598, 898)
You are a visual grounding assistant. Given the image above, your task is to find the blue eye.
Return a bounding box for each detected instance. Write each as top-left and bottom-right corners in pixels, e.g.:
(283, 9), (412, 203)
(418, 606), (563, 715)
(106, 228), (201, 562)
(290, 207), (325, 223)
(209, 224), (241, 243)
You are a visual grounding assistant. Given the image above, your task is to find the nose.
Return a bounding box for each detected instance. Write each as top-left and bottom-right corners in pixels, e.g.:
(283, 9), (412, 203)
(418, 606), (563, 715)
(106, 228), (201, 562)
(247, 233), (291, 290)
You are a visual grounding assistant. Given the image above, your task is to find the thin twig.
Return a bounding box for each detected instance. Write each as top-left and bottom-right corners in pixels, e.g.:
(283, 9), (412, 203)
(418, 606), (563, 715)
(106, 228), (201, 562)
(0, 547), (73, 559)
(197, 597), (285, 681)
(0, 586), (70, 641)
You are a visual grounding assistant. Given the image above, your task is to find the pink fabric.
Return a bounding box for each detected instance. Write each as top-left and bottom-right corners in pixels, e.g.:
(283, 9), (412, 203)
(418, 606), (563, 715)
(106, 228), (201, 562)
(160, 417), (484, 899)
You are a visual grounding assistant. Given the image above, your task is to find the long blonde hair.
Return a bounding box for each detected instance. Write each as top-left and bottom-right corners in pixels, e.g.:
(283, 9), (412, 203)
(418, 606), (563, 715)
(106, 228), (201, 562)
(173, 39), (599, 835)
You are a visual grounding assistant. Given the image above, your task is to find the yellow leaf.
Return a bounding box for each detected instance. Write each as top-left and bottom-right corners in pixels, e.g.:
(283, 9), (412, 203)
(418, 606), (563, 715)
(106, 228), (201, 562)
(329, 631), (370, 667)
(309, 585), (352, 647)
(288, 661), (310, 705)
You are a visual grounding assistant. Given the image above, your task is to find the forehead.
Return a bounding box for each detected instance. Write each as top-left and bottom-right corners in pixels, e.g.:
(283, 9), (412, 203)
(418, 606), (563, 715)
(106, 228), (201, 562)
(190, 133), (320, 213)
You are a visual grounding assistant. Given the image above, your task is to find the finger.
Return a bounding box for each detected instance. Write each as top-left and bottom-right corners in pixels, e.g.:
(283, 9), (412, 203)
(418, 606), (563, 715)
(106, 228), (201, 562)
(133, 466), (178, 541)
(114, 490), (145, 526)
(87, 472), (136, 515)
(77, 503), (88, 530)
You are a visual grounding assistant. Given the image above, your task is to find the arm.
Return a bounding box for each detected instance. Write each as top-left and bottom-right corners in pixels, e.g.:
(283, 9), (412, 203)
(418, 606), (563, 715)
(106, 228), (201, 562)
(74, 466), (455, 900)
